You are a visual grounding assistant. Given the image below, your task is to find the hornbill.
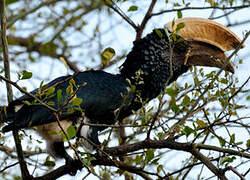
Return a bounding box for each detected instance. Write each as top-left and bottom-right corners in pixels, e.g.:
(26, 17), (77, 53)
(0, 18), (245, 175)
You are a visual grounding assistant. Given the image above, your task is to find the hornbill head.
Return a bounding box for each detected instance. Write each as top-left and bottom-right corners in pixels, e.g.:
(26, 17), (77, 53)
(166, 18), (246, 73)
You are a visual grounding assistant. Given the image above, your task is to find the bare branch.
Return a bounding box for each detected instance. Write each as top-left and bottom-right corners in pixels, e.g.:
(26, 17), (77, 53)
(136, 0), (157, 40)
(104, 0), (138, 31)
(7, 0), (62, 28)
(225, 166), (246, 180)
(0, 0), (31, 179)
(151, 5), (250, 17)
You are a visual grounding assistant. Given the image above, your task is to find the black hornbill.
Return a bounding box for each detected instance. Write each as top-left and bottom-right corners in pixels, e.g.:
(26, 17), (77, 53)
(0, 18), (244, 175)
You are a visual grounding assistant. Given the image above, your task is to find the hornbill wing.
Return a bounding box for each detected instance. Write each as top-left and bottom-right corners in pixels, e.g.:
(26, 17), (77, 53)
(3, 71), (132, 131)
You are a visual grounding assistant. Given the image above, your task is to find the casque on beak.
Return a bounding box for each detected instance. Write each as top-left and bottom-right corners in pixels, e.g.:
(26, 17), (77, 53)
(165, 18), (245, 73)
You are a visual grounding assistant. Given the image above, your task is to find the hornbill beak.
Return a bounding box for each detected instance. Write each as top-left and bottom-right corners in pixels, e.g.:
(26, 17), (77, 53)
(185, 41), (235, 73)
(165, 17), (245, 73)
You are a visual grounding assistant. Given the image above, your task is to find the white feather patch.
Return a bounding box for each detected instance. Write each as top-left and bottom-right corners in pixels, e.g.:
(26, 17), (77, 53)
(36, 120), (73, 157)
(14, 104), (23, 112)
(80, 117), (94, 151)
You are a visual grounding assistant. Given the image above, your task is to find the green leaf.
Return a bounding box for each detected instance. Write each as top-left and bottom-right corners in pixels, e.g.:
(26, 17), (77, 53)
(69, 78), (76, 86)
(43, 156), (55, 167)
(47, 101), (55, 106)
(166, 87), (178, 97)
(220, 156), (236, 166)
(164, 28), (170, 38)
(218, 136), (226, 147)
(60, 131), (67, 141)
(177, 10), (182, 19)
(67, 125), (76, 139)
(157, 165), (163, 173)
(183, 126), (194, 137)
(181, 95), (190, 106)
(39, 42), (57, 56)
(219, 78), (228, 84)
(246, 139), (250, 148)
(229, 133), (235, 144)
(175, 22), (185, 34)
(100, 170), (111, 180)
(154, 29), (163, 39)
(145, 149), (154, 163)
(82, 157), (92, 166)
(22, 100), (31, 106)
(67, 107), (74, 114)
(57, 89), (63, 103)
(229, 0), (233, 6)
(101, 47), (115, 67)
(234, 105), (245, 109)
(72, 97), (83, 107)
(66, 84), (73, 95)
(19, 70), (33, 80)
(6, 0), (19, 5)
(235, 141), (243, 145)
(196, 119), (207, 128)
(45, 87), (55, 97)
(171, 102), (180, 114)
(135, 155), (143, 165)
(173, 3), (181, 6)
(104, 0), (114, 6)
(39, 81), (44, 90)
(128, 5), (138, 12)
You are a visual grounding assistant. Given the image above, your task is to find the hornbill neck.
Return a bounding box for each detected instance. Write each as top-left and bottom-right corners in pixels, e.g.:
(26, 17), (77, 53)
(120, 29), (190, 101)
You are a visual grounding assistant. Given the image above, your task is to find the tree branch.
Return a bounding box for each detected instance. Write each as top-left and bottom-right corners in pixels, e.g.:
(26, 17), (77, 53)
(7, 35), (80, 73)
(0, 0), (31, 179)
(225, 166), (246, 180)
(151, 5), (250, 17)
(102, 139), (249, 159)
(136, 0), (157, 40)
(190, 147), (227, 180)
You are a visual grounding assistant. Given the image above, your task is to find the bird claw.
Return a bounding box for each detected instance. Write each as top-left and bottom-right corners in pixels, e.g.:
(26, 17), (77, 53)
(95, 144), (108, 158)
(66, 158), (83, 176)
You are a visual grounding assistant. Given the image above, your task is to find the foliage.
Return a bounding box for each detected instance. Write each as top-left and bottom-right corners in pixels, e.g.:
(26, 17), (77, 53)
(0, 0), (249, 180)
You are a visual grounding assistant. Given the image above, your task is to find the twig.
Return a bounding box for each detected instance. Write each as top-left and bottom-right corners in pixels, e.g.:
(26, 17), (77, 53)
(136, 0), (157, 40)
(146, 95), (165, 139)
(165, 158), (219, 178)
(0, 75), (57, 112)
(7, 35), (80, 73)
(7, 0), (61, 28)
(0, 162), (19, 173)
(0, 145), (46, 158)
(225, 166), (246, 180)
(151, 5), (250, 17)
(104, 0), (138, 31)
(209, 9), (239, 20)
(190, 148), (227, 180)
(227, 19), (250, 27)
(167, 31), (250, 136)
